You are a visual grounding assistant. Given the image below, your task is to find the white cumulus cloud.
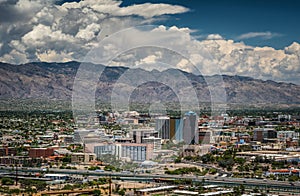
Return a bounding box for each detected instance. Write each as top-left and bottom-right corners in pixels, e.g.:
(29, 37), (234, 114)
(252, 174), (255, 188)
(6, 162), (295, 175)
(206, 34), (223, 40)
(0, 0), (299, 85)
(0, 0), (189, 64)
(36, 50), (73, 62)
(91, 25), (300, 84)
(62, 0), (189, 19)
(237, 31), (282, 40)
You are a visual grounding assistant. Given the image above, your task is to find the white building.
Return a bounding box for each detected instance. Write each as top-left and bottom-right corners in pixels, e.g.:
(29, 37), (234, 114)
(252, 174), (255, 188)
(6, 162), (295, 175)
(277, 131), (299, 142)
(94, 143), (154, 162)
(143, 136), (162, 151)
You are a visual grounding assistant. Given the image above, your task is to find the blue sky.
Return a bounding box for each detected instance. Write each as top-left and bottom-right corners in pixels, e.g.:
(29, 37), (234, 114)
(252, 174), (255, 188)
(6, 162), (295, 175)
(121, 0), (300, 49)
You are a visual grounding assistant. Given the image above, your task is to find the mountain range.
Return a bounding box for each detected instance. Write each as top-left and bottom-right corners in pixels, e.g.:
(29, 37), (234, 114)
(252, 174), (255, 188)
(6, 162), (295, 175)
(0, 62), (300, 107)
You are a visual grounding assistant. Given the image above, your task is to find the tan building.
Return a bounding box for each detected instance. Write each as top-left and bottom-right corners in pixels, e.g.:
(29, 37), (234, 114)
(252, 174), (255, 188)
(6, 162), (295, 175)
(182, 145), (211, 157)
(71, 152), (96, 163)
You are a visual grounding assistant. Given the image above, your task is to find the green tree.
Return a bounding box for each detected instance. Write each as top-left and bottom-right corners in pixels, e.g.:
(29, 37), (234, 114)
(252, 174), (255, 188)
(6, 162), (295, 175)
(93, 189), (102, 196)
(288, 175), (299, 182)
(1, 177), (14, 185)
(235, 157), (246, 165)
(9, 188), (21, 195)
(63, 184), (73, 190)
(174, 157), (181, 163)
(104, 165), (116, 171)
(209, 168), (217, 175)
(233, 186), (241, 195)
(62, 155), (72, 163)
(35, 181), (47, 191)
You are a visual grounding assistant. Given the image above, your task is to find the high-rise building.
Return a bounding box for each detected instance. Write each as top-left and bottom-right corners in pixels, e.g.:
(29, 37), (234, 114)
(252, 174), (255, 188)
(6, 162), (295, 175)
(182, 111), (199, 145)
(170, 117), (183, 141)
(155, 116), (170, 139)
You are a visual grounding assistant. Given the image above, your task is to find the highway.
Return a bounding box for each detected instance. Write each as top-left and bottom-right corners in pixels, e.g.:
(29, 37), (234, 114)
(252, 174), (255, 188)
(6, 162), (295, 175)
(0, 166), (299, 193)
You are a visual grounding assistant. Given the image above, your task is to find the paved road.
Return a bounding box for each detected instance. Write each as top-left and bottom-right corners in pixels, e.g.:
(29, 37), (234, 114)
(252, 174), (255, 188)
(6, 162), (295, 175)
(0, 166), (299, 192)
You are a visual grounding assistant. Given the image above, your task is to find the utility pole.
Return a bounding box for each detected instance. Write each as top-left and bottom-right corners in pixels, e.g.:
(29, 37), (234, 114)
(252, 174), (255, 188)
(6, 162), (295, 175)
(14, 156), (18, 186)
(109, 174), (112, 196)
(82, 136), (87, 165)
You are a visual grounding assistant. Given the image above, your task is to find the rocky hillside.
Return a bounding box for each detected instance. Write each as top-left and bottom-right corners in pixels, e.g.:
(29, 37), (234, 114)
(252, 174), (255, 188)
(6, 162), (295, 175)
(0, 62), (300, 104)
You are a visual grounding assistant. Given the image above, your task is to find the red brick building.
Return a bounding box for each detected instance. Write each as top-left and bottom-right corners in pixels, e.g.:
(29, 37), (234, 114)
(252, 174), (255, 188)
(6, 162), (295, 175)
(29, 148), (55, 158)
(0, 146), (17, 156)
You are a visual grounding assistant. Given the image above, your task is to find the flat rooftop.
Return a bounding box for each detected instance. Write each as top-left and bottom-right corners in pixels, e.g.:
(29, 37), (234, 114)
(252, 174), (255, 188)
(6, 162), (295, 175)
(173, 190), (199, 195)
(137, 185), (177, 193)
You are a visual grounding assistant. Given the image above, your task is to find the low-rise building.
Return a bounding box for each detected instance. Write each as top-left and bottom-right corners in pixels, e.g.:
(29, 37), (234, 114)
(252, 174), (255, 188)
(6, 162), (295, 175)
(0, 156), (42, 166)
(131, 128), (157, 144)
(253, 128), (277, 142)
(142, 136), (161, 151)
(266, 168), (300, 177)
(182, 145), (211, 157)
(29, 147), (56, 158)
(0, 146), (17, 156)
(94, 142), (154, 162)
(71, 152), (96, 163)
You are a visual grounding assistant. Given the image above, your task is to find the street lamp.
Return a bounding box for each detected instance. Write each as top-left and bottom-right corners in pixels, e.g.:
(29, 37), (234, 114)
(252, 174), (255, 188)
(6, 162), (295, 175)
(12, 154), (19, 186)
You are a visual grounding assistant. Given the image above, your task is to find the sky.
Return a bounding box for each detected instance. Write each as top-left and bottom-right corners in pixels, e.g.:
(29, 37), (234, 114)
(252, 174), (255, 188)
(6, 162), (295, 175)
(121, 0), (300, 49)
(0, 0), (299, 84)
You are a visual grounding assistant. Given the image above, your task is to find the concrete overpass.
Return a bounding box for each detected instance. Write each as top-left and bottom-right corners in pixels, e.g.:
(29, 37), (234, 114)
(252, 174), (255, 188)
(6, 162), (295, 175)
(0, 166), (299, 193)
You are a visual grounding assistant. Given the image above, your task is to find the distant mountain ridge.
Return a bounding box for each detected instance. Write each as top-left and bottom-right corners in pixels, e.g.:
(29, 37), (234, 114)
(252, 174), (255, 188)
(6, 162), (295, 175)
(0, 61), (300, 104)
